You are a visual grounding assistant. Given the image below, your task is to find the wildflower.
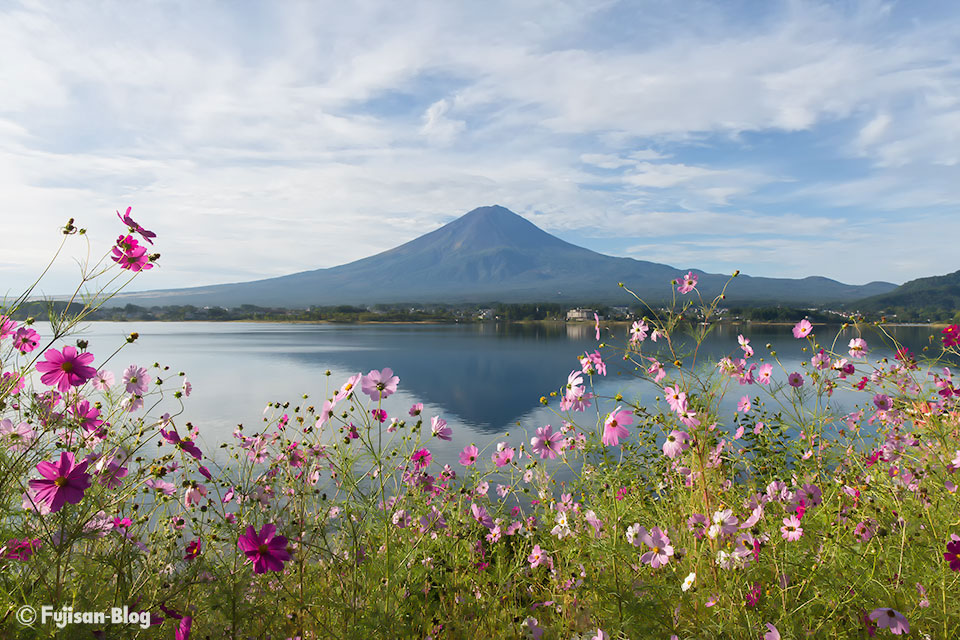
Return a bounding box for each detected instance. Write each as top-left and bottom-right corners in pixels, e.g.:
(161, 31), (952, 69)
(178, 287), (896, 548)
(360, 367), (399, 401)
(123, 365), (151, 395)
(471, 503), (494, 529)
(756, 363), (773, 385)
(0, 316), (17, 338)
(602, 406), (633, 446)
(528, 544), (549, 569)
(594, 312), (601, 340)
(873, 394), (892, 411)
(184, 539), (201, 561)
(12, 327), (40, 353)
(92, 370), (114, 390)
(810, 349), (830, 369)
(763, 623), (781, 640)
(111, 234), (153, 271)
(662, 430), (690, 459)
(664, 386), (687, 413)
(629, 320), (648, 343)
(146, 478), (176, 496)
(160, 428), (203, 460)
(2, 538), (41, 561)
(430, 416), (452, 440)
(117, 206), (156, 244)
(868, 608), (909, 635)
(637, 526), (674, 568)
(551, 511), (573, 539)
(738, 334), (754, 357)
(459, 445), (478, 466)
(408, 403), (423, 416)
(647, 359), (666, 382)
(0, 419), (36, 452)
(792, 319), (813, 338)
(492, 443), (515, 467)
(944, 538), (960, 571)
(848, 337), (868, 359)
(589, 630), (610, 640)
(531, 424), (563, 459)
(943, 324), (960, 348)
(36, 346), (97, 392)
(521, 616), (544, 640)
(579, 350), (606, 376)
(709, 509), (739, 538)
(411, 449), (432, 471)
(681, 572), (696, 591)
(788, 372), (804, 388)
(371, 408), (387, 423)
(781, 515), (803, 541)
(237, 523), (291, 573)
(745, 582), (762, 607)
(28, 452), (92, 512)
(737, 395), (751, 413)
(677, 271), (698, 294)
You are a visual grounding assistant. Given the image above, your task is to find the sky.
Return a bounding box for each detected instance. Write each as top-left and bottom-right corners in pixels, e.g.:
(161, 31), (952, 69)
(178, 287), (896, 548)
(2, 0), (959, 297)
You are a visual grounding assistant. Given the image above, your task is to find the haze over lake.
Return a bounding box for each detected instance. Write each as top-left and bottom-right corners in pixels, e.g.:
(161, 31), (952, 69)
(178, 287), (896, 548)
(47, 321), (944, 467)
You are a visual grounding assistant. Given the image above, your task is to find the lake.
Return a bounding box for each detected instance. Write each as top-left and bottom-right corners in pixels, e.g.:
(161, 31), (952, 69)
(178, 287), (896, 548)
(43, 321), (946, 466)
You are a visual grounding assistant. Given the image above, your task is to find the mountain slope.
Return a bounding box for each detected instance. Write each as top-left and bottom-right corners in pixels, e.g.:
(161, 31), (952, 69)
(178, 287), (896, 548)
(113, 205), (897, 307)
(855, 269), (960, 312)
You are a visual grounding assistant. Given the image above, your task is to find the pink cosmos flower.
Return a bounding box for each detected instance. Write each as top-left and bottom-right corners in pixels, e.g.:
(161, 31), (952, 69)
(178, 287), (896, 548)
(12, 327), (40, 353)
(737, 395), (751, 413)
(471, 503), (494, 529)
(184, 484), (208, 506)
(637, 526), (674, 568)
(117, 206), (156, 244)
(160, 428), (203, 460)
(662, 430), (690, 459)
(781, 515), (803, 541)
(868, 608), (909, 635)
(146, 478), (176, 496)
(664, 386), (687, 414)
(594, 312), (600, 340)
(848, 337), (868, 359)
(629, 320), (649, 344)
(579, 350), (606, 376)
(647, 359), (666, 382)
(28, 451), (92, 512)
(677, 271), (698, 294)
(738, 334), (754, 357)
(123, 365), (151, 395)
(763, 623), (781, 640)
(531, 424), (564, 459)
(528, 544), (549, 569)
(431, 416), (452, 441)
(709, 509), (739, 538)
(602, 406), (633, 446)
(361, 368), (399, 401)
(36, 346), (96, 392)
(873, 394), (892, 411)
(237, 523), (291, 573)
(756, 363), (773, 385)
(810, 349), (830, 370)
(493, 444), (515, 467)
(792, 319), (813, 339)
(408, 403), (423, 416)
(2, 538), (41, 561)
(0, 419), (36, 452)
(0, 315), (17, 338)
(459, 444), (479, 466)
(787, 372), (804, 388)
(93, 370), (114, 390)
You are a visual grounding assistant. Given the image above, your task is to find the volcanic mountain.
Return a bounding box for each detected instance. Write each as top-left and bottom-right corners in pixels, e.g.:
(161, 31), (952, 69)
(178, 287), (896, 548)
(113, 205), (896, 307)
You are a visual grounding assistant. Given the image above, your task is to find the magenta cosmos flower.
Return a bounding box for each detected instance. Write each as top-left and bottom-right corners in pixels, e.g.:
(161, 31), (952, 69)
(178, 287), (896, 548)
(36, 346), (96, 392)
(662, 430), (690, 459)
(430, 416), (452, 441)
(944, 538), (960, 571)
(792, 319), (813, 339)
(117, 206), (156, 244)
(361, 368), (399, 401)
(13, 327), (40, 353)
(602, 406), (634, 446)
(238, 523), (291, 573)
(868, 608), (909, 635)
(531, 424), (564, 459)
(111, 235), (154, 272)
(28, 451), (92, 512)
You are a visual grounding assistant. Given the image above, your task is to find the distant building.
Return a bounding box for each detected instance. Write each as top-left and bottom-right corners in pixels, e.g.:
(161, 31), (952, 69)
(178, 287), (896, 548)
(477, 308), (494, 320)
(566, 308), (600, 321)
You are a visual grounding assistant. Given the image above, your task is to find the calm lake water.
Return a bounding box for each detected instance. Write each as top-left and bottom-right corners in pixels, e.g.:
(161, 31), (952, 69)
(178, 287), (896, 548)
(48, 321), (945, 465)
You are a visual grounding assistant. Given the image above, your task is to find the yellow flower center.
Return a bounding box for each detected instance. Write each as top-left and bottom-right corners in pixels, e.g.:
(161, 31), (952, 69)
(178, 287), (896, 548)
(55, 477), (68, 488)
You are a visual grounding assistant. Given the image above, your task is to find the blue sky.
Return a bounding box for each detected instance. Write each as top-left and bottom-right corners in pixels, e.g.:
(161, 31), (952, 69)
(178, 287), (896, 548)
(2, 0), (959, 296)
